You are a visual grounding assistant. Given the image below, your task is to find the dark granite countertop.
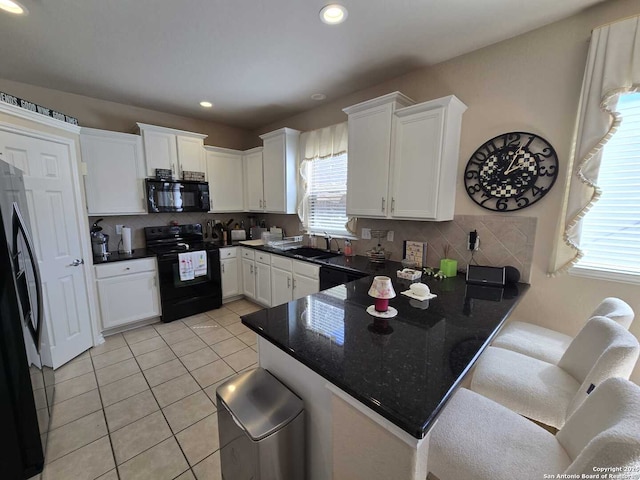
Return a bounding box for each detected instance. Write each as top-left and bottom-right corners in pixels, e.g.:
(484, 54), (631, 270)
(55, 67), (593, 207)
(238, 243), (402, 276)
(242, 274), (529, 439)
(92, 248), (155, 265)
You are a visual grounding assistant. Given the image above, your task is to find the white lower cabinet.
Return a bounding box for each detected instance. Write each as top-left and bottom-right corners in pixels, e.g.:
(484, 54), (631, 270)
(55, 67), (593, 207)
(255, 261), (272, 306)
(241, 257), (256, 300)
(220, 247), (240, 300)
(271, 256), (320, 305)
(240, 248), (271, 306)
(242, 248), (320, 306)
(95, 258), (161, 330)
(271, 256), (294, 307)
(293, 260), (320, 300)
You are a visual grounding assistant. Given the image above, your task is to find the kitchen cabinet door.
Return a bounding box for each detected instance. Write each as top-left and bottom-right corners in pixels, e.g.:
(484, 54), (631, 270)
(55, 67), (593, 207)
(221, 257), (240, 299)
(206, 147), (244, 212)
(80, 128), (147, 215)
(293, 273), (319, 300)
(97, 271), (160, 330)
(260, 128), (299, 214)
(244, 148), (264, 212)
(391, 96), (466, 221)
(254, 261), (272, 307)
(141, 129), (177, 177)
(241, 258), (256, 299)
(390, 107), (445, 219)
(271, 266), (293, 306)
(345, 104), (393, 217)
(176, 135), (205, 177)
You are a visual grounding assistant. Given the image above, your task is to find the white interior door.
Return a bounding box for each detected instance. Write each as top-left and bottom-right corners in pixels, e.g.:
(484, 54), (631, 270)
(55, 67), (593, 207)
(0, 130), (94, 368)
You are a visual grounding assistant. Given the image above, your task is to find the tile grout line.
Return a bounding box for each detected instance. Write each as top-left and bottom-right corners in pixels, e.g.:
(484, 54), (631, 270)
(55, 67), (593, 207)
(44, 303), (261, 479)
(43, 350), (122, 480)
(126, 335), (198, 476)
(90, 342), (125, 480)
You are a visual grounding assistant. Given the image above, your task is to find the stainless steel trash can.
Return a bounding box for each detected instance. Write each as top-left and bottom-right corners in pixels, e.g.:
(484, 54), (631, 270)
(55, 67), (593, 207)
(216, 367), (304, 480)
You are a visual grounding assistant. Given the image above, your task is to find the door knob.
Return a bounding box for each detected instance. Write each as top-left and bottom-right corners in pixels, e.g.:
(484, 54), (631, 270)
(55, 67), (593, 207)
(68, 258), (84, 267)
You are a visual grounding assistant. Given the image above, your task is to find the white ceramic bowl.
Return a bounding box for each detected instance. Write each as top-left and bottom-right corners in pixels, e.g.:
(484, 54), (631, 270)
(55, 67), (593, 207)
(410, 283), (430, 296)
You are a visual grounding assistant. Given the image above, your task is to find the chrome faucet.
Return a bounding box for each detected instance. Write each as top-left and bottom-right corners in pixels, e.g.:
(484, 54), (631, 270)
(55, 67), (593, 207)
(324, 232), (341, 253)
(324, 232), (331, 252)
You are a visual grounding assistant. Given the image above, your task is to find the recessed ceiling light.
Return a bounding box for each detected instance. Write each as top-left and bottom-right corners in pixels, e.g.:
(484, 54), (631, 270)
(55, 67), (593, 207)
(0, 0), (28, 15)
(311, 93), (327, 101)
(199, 101), (213, 108)
(319, 4), (348, 25)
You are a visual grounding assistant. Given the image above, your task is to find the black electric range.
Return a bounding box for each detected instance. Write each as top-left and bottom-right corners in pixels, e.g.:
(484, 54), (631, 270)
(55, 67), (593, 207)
(145, 224), (222, 322)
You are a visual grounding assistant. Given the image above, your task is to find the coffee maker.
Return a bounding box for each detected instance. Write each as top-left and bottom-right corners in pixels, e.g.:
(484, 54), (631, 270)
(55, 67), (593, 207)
(90, 219), (110, 257)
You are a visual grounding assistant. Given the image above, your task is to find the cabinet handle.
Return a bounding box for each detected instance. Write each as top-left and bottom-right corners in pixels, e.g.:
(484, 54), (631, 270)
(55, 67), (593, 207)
(250, 264), (254, 274)
(381, 197), (386, 212)
(172, 163), (176, 177)
(293, 279), (296, 290)
(222, 263), (225, 273)
(287, 277), (291, 289)
(391, 197), (395, 213)
(210, 199), (213, 210)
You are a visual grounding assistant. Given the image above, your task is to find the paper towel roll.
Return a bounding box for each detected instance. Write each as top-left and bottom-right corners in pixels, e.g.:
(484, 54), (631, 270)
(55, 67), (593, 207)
(122, 227), (132, 254)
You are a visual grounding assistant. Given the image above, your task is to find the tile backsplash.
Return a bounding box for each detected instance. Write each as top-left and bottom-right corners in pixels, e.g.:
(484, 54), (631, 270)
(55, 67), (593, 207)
(263, 214), (537, 283)
(89, 213), (250, 251)
(91, 212), (536, 283)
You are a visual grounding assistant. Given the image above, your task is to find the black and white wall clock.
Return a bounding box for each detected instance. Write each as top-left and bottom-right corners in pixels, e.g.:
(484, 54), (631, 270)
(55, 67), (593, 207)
(463, 131), (558, 212)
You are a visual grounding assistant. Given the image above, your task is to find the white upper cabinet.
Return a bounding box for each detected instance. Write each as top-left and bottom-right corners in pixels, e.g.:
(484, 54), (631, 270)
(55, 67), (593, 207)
(80, 128), (147, 215)
(258, 128), (300, 214)
(137, 123), (207, 180)
(344, 92), (414, 218)
(242, 129), (299, 214)
(205, 146), (244, 212)
(243, 147), (264, 212)
(390, 96), (467, 220)
(176, 135), (206, 174)
(344, 93), (466, 221)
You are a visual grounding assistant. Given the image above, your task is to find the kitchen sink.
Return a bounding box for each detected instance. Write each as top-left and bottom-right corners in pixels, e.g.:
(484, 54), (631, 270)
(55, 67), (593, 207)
(286, 247), (341, 260)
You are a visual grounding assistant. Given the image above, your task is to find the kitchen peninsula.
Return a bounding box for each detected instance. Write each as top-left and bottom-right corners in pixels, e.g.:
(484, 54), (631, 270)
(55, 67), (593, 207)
(242, 271), (528, 480)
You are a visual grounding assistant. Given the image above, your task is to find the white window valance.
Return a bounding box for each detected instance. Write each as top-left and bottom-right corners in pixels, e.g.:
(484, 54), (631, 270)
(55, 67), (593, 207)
(549, 15), (640, 276)
(297, 122), (355, 236)
(302, 122), (348, 160)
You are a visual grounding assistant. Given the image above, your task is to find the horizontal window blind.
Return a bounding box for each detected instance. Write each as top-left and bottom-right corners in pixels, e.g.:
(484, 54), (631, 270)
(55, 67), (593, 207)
(307, 152), (349, 235)
(578, 92), (640, 275)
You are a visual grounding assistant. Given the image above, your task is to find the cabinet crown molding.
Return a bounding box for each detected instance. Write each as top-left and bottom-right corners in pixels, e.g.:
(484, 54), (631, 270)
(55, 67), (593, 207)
(342, 91), (415, 115)
(136, 122), (208, 139)
(259, 127), (301, 140)
(394, 95), (467, 117)
(204, 145), (242, 155)
(243, 146), (263, 154)
(81, 127), (141, 139)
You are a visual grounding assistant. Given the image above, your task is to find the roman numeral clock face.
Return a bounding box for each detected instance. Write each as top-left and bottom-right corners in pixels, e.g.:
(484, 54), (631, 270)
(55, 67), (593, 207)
(464, 132), (558, 211)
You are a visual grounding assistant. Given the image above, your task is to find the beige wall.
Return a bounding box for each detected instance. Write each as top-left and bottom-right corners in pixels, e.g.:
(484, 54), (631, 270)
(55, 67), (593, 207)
(258, 0), (640, 383)
(0, 78), (256, 150)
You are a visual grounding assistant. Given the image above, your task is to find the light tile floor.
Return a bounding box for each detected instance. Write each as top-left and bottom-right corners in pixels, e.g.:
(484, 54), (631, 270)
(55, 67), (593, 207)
(38, 299), (263, 480)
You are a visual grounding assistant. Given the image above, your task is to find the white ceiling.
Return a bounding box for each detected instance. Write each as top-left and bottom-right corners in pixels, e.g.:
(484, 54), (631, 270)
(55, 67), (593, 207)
(0, 0), (605, 130)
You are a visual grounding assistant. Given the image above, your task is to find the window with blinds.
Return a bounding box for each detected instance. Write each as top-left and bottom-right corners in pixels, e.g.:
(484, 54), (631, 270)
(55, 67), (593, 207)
(307, 152), (349, 235)
(574, 92), (640, 281)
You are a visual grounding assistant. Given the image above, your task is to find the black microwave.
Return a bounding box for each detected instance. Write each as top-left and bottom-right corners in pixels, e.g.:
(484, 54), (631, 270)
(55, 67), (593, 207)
(145, 179), (210, 213)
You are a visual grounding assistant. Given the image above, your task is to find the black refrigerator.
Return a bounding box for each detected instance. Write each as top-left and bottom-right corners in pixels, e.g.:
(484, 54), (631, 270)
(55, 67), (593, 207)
(0, 158), (53, 479)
